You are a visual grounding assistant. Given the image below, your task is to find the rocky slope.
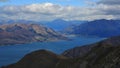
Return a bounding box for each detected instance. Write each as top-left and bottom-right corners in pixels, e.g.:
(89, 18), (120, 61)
(3, 36), (120, 68)
(65, 19), (120, 37)
(0, 23), (66, 45)
(62, 36), (120, 58)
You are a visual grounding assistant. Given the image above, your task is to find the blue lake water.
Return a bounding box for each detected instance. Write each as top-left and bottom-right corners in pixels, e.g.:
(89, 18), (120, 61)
(0, 36), (105, 66)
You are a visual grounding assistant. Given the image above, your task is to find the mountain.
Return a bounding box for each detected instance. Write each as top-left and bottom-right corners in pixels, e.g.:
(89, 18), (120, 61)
(62, 36), (120, 58)
(3, 35), (120, 68)
(65, 19), (120, 37)
(42, 19), (85, 31)
(0, 23), (67, 45)
(0, 19), (85, 31)
(62, 35), (120, 68)
(2, 50), (68, 68)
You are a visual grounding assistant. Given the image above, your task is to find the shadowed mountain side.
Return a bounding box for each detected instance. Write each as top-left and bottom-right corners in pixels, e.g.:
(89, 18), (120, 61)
(65, 19), (120, 37)
(2, 50), (68, 68)
(62, 36), (120, 58)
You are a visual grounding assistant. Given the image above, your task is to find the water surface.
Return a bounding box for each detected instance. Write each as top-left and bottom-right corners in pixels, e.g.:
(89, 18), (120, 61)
(0, 36), (105, 66)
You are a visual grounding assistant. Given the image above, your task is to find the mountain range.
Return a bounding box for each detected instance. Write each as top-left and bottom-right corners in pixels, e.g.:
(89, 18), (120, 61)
(0, 23), (67, 45)
(41, 19), (85, 31)
(65, 19), (120, 37)
(3, 35), (120, 68)
(0, 19), (85, 31)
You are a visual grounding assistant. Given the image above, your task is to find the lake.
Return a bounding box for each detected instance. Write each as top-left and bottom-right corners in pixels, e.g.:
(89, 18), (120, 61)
(0, 36), (105, 66)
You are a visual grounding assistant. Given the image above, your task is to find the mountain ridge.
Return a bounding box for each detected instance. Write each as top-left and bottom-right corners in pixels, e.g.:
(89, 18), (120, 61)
(0, 19), (85, 31)
(0, 23), (67, 45)
(65, 19), (120, 37)
(62, 35), (120, 58)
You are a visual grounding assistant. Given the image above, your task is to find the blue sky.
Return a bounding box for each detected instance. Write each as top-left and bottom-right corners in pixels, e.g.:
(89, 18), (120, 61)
(0, 0), (119, 21)
(0, 0), (96, 6)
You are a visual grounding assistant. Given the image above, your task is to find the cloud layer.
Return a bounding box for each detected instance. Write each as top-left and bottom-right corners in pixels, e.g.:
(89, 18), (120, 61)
(0, 0), (120, 21)
(0, 0), (8, 2)
(97, 0), (120, 5)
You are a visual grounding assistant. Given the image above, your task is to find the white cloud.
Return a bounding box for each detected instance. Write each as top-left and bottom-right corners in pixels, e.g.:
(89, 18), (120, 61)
(0, 1), (120, 21)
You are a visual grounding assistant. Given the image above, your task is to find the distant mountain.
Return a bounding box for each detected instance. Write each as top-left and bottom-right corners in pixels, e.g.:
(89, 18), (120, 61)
(65, 19), (120, 37)
(41, 19), (85, 31)
(3, 35), (120, 68)
(0, 24), (67, 45)
(0, 19), (85, 31)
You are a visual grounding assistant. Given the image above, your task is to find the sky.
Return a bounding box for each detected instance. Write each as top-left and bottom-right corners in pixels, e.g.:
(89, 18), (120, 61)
(0, 0), (95, 6)
(0, 0), (120, 21)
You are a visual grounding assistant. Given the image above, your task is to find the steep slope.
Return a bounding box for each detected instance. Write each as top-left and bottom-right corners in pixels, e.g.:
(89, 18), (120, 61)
(62, 43), (120, 68)
(3, 36), (120, 68)
(61, 36), (120, 68)
(62, 36), (120, 58)
(65, 19), (120, 37)
(0, 24), (66, 45)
